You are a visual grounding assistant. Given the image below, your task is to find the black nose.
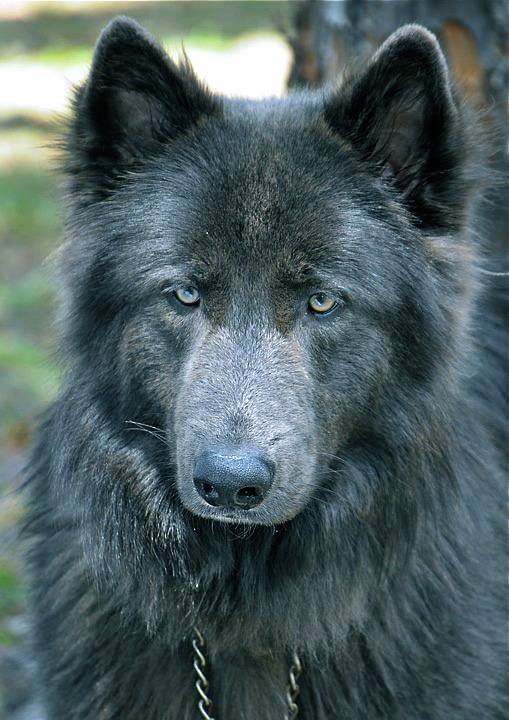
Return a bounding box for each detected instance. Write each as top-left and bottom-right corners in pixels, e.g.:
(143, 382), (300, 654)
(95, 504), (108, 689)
(193, 450), (274, 509)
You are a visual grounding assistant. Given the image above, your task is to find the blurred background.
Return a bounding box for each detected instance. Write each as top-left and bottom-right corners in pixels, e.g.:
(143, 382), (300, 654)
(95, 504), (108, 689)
(0, 2), (506, 718)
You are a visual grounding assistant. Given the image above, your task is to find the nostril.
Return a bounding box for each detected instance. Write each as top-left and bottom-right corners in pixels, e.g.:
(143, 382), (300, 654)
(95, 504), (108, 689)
(202, 482), (214, 496)
(194, 478), (219, 506)
(238, 486), (261, 498)
(234, 484), (264, 508)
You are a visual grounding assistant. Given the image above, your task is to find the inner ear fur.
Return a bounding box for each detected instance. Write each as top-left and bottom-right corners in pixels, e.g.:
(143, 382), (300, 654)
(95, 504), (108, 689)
(324, 24), (473, 230)
(68, 17), (220, 181)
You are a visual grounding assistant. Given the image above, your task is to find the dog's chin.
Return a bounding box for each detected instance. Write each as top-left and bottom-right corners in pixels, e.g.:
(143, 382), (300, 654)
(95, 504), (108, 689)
(179, 495), (300, 526)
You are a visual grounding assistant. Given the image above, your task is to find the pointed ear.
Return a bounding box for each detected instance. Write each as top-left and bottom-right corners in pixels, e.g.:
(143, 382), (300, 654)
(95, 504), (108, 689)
(69, 17), (220, 188)
(324, 25), (468, 229)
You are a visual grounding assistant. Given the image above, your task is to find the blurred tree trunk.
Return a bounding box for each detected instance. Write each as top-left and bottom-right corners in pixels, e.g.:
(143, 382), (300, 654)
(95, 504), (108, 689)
(288, 0), (508, 257)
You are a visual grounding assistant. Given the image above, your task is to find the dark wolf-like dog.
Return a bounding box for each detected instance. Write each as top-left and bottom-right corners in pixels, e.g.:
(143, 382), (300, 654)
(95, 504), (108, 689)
(27, 17), (507, 720)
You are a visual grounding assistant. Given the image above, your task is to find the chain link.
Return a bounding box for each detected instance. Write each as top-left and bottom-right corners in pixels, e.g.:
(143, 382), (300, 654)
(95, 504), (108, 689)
(192, 629), (302, 720)
(192, 628), (216, 720)
(284, 652), (303, 720)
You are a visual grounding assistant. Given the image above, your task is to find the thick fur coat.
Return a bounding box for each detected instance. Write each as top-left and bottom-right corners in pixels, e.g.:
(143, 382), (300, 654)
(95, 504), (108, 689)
(27, 18), (507, 720)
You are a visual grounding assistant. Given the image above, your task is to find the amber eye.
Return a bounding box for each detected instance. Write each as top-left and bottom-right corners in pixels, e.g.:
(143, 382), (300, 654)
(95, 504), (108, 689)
(173, 286), (200, 306)
(308, 292), (337, 315)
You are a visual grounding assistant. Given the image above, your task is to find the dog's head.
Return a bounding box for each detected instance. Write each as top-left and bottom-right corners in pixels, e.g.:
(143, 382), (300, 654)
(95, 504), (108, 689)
(62, 18), (474, 527)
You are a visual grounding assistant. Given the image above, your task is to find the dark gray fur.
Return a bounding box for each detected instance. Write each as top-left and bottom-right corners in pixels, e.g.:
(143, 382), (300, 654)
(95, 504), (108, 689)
(26, 18), (507, 720)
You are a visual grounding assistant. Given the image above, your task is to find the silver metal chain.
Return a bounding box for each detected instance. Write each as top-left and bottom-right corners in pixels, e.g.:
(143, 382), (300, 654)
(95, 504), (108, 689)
(192, 628), (216, 720)
(284, 652), (303, 720)
(192, 628), (302, 720)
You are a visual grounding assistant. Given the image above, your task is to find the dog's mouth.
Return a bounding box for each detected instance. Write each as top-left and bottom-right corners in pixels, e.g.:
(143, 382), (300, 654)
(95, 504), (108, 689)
(182, 496), (282, 526)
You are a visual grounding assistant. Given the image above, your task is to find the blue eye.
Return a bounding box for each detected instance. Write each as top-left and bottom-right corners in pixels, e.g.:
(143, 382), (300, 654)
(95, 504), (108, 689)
(308, 292), (337, 315)
(173, 286), (200, 306)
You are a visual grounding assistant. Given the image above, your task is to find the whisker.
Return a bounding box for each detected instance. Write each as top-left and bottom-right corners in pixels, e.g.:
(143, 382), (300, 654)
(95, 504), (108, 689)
(126, 419), (166, 436)
(316, 451), (349, 466)
(311, 486), (348, 503)
(125, 421), (171, 450)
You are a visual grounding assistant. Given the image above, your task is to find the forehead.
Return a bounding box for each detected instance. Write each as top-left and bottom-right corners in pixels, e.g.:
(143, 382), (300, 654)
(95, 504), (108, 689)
(114, 114), (384, 287)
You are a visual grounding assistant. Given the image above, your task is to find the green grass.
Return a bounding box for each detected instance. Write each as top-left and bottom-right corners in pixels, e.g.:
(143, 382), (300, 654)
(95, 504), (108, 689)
(0, 330), (59, 438)
(0, 157), (57, 642)
(0, 565), (25, 647)
(0, 273), (53, 315)
(0, 566), (23, 618)
(0, 141), (61, 444)
(0, 165), (60, 257)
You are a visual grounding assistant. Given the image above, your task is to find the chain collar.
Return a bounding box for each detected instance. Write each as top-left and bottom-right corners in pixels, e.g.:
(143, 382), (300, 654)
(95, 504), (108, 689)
(192, 628), (303, 719)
